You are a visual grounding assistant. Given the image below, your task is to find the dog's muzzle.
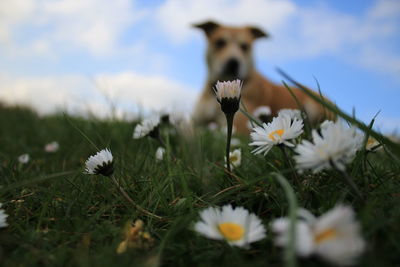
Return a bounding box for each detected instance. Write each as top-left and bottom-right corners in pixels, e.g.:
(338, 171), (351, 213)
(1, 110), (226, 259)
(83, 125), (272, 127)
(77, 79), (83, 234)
(223, 58), (240, 78)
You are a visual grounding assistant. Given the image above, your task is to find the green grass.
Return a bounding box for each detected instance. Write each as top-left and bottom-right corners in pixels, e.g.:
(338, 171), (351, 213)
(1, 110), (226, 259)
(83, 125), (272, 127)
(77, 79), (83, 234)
(0, 103), (400, 267)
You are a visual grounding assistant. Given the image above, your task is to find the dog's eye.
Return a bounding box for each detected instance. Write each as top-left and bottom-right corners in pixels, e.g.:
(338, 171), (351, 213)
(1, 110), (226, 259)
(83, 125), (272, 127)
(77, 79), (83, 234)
(240, 43), (249, 52)
(215, 39), (226, 49)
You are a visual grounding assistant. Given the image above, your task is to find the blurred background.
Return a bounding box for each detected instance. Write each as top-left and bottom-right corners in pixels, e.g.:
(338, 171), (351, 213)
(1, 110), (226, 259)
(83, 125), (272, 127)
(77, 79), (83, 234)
(0, 0), (399, 132)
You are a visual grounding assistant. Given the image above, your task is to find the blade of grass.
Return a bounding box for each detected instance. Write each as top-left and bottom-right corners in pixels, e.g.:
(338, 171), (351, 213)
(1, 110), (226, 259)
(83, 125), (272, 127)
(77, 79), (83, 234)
(1, 171), (76, 193)
(276, 68), (400, 156)
(273, 173), (298, 267)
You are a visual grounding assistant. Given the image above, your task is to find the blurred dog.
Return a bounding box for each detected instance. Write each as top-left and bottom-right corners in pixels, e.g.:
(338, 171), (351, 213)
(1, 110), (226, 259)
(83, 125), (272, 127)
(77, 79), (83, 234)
(192, 21), (334, 134)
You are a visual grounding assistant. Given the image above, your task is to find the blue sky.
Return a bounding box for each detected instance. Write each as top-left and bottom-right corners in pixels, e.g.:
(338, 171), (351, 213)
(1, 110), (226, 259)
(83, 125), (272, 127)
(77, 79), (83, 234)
(0, 0), (399, 132)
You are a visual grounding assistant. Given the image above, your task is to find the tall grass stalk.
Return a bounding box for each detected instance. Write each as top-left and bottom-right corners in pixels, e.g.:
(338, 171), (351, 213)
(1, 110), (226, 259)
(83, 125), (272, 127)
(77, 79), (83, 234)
(274, 173), (298, 267)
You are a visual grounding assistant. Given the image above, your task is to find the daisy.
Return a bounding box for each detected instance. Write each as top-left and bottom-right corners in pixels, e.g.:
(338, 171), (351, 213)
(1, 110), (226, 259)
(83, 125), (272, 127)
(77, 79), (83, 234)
(44, 141), (59, 153)
(18, 154), (30, 164)
(253, 106), (272, 122)
(250, 114), (304, 155)
(194, 204), (266, 248)
(155, 147), (165, 161)
(213, 80), (242, 114)
(84, 148), (114, 176)
(213, 80), (243, 172)
(320, 119), (334, 130)
(0, 203), (8, 228)
(294, 120), (362, 173)
(272, 205), (365, 266)
(225, 149), (241, 169)
(214, 80), (242, 102)
(278, 109), (303, 121)
(133, 116), (160, 139)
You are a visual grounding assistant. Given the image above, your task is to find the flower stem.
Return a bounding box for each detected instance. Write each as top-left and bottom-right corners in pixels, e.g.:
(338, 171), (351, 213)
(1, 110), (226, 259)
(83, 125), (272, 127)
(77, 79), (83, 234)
(280, 146), (302, 192)
(274, 173), (298, 267)
(225, 113), (235, 174)
(331, 162), (365, 202)
(339, 169), (365, 202)
(111, 176), (163, 220)
(156, 132), (166, 148)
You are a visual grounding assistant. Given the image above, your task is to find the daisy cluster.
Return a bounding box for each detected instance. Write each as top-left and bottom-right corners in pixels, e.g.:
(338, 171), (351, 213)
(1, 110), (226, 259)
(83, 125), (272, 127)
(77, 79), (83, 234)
(80, 79), (377, 266)
(79, 79), (370, 265)
(188, 80), (374, 266)
(193, 204), (365, 266)
(83, 110), (192, 177)
(249, 112), (367, 173)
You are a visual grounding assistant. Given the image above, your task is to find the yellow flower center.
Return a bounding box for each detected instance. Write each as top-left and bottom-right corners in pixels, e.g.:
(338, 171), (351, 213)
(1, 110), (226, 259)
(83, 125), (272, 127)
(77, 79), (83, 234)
(218, 222), (245, 241)
(230, 155), (238, 162)
(268, 129), (284, 141)
(314, 228), (337, 244)
(367, 137), (375, 146)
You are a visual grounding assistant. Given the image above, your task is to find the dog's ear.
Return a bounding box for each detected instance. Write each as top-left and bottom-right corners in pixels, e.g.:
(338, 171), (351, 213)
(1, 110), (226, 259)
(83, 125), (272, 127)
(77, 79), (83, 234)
(247, 26), (269, 39)
(193, 21), (219, 37)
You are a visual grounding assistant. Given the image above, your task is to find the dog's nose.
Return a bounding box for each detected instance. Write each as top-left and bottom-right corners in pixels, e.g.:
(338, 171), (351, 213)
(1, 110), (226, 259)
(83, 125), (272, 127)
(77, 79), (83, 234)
(225, 58), (239, 76)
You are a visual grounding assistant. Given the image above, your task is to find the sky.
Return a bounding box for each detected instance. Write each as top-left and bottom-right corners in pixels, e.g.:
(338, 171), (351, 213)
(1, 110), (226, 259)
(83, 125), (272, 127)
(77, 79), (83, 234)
(0, 0), (399, 132)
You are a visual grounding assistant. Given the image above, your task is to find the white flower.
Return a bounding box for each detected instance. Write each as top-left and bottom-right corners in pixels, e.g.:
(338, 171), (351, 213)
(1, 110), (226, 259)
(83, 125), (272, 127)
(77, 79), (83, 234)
(214, 80), (242, 102)
(84, 148), (114, 176)
(253, 106), (271, 119)
(272, 205), (365, 266)
(278, 109), (303, 120)
(225, 149), (241, 169)
(18, 154), (30, 164)
(133, 116), (160, 139)
(294, 121), (362, 173)
(272, 217), (314, 257)
(320, 120), (334, 130)
(194, 205), (266, 248)
(155, 147), (165, 161)
(0, 203), (8, 228)
(44, 141), (59, 153)
(250, 114), (304, 155)
(214, 80), (242, 114)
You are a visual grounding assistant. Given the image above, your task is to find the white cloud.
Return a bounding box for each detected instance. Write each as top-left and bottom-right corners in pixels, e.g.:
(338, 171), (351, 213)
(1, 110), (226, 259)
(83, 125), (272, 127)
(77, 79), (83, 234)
(262, 1), (400, 68)
(368, 0), (400, 18)
(0, 71), (197, 118)
(93, 71), (197, 113)
(0, 0), (35, 45)
(0, 0), (145, 56)
(155, 0), (296, 43)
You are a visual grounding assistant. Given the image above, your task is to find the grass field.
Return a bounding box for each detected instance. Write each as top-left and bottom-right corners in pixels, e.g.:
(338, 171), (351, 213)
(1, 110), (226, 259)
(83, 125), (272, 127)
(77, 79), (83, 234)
(0, 102), (400, 267)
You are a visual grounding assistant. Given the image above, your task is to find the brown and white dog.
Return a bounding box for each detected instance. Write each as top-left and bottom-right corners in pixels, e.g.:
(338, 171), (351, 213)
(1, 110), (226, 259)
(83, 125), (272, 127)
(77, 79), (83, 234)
(192, 21), (334, 134)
